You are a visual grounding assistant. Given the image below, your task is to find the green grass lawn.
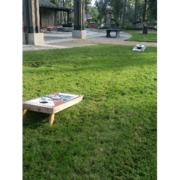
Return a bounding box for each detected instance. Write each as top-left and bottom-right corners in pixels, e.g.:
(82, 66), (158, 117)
(23, 45), (157, 180)
(124, 31), (157, 42)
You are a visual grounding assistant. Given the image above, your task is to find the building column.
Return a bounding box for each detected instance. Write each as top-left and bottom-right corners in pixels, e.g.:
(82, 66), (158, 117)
(67, 11), (69, 24)
(59, 0), (64, 24)
(59, 11), (64, 24)
(28, 0), (40, 33)
(23, 0), (44, 45)
(40, 8), (42, 27)
(72, 0), (86, 39)
(73, 0), (85, 30)
(23, 0), (29, 44)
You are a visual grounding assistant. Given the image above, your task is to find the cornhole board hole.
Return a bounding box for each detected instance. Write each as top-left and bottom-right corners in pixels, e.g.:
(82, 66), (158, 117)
(132, 44), (146, 51)
(23, 92), (83, 125)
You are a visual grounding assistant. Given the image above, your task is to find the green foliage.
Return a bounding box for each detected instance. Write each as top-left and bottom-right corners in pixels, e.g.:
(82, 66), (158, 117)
(148, 0), (157, 21)
(50, 0), (57, 5)
(85, 0), (92, 11)
(110, 0), (124, 21)
(126, 0), (134, 22)
(95, 0), (105, 20)
(70, 16), (74, 23)
(87, 6), (99, 22)
(50, 0), (73, 8)
(96, 19), (100, 24)
(64, 0), (73, 8)
(94, 0), (124, 24)
(87, 22), (94, 27)
(136, 0), (145, 20)
(23, 45), (157, 179)
(124, 23), (133, 28)
(123, 0), (149, 23)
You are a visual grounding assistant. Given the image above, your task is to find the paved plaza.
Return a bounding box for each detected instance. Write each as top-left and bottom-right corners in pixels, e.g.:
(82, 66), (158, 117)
(23, 29), (157, 51)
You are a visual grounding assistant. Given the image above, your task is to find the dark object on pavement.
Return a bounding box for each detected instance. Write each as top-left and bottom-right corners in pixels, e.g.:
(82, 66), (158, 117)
(106, 28), (122, 38)
(143, 26), (148, 34)
(105, 18), (121, 38)
(63, 23), (72, 27)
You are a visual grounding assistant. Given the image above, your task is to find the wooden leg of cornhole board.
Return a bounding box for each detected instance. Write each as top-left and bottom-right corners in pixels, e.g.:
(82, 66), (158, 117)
(23, 109), (27, 119)
(49, 114), (55, 125)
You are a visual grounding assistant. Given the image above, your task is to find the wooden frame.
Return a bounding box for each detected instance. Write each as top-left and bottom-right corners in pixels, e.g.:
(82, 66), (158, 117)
(23, 93), (83, 125)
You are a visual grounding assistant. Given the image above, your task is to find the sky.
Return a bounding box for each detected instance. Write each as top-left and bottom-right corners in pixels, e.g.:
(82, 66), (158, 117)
(91, 0), (95, 6)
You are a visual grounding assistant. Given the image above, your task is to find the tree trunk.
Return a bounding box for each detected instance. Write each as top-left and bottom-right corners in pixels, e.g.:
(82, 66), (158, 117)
(143, 0), (147, 21)
(133, 0), (138, 28)
(134, 0), (137, 22)
(122, 0), (127, 28)
(115, 0), (117, 27)
(100, 0), (102, 23)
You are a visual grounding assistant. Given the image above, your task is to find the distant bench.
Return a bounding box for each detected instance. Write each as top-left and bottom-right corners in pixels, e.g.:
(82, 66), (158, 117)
(106, 28), (122, 38)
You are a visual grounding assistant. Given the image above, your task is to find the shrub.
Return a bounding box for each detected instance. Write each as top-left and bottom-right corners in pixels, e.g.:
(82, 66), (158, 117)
(124, 23), (132, 28)
(87, 22), (94, 26)
(102, 26), (109, 29)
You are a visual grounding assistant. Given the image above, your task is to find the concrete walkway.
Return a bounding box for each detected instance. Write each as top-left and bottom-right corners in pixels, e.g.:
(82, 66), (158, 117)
(23, 29), (157, 51)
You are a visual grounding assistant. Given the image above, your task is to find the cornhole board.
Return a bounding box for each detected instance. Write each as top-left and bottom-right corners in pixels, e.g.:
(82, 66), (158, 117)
(132, 44), (146, 51)
(23, 92), (83, 125)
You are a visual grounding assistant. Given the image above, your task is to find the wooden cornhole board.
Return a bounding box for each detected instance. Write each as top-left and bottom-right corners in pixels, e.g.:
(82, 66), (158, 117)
(23, 92), (83, 125)
(132, 44), (146, 51)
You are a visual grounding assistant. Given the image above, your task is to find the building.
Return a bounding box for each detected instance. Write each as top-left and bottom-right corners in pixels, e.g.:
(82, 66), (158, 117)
(39, 0), (73, 27)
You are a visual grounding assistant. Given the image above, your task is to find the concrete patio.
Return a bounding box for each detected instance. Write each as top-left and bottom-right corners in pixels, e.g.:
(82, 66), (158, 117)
(23, 29), (157, 51)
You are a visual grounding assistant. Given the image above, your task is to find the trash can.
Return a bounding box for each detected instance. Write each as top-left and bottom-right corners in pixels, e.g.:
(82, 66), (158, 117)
(143, 26), (148, 34)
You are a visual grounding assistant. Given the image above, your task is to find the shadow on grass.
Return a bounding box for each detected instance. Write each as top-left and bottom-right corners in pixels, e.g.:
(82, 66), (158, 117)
(23, 111), (50, 129)
(23, 101), (157, 179)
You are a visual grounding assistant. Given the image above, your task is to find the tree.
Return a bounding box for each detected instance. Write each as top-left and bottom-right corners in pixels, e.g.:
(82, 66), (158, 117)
(121, 0), (147, 24)
(122, 0), (127, 28)
(85, 0), (92, 10)
(85, 0), (92, 22)
(142, 0), (147, 21)
(110, 0), (124, 24)
(126, 0), (135, 22)
(148, 0), (157, 21)
(87, 6), (99, 22)
(64, 0), (73, 8)
(95, 0), (107, 23)
(50, 0), (58, 5)
(134, 0), (145, 21)
(134, 0), (137, 22)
